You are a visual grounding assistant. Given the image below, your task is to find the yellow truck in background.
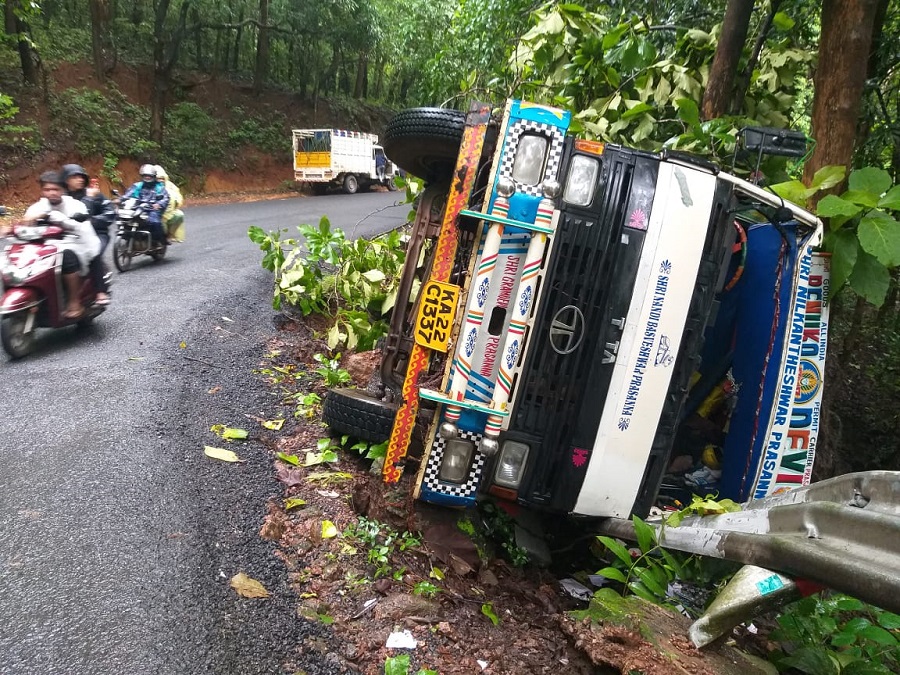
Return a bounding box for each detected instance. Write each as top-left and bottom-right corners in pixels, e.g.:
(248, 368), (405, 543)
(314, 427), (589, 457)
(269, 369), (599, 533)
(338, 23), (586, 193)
(292, 128), (399, 195)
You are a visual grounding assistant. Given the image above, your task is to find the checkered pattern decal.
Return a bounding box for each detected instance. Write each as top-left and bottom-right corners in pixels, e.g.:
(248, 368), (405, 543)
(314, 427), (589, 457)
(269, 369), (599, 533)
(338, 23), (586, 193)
(497, 119), (567, 197)
(422, 429), (486, 498)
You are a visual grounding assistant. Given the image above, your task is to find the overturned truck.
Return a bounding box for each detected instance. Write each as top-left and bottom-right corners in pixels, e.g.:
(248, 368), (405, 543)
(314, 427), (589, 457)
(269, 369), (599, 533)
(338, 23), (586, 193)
(324, 99), (829, 521)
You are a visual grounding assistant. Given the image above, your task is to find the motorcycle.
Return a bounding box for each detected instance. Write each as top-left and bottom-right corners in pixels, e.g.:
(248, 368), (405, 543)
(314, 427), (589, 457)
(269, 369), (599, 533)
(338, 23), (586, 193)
(112, 196), (167, 272)
(0, 213), (109, 359)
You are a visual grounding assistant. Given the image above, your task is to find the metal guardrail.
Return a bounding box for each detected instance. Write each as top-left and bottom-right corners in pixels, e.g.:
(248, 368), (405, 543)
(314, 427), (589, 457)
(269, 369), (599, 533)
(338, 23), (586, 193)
(596, 471), (900, 615)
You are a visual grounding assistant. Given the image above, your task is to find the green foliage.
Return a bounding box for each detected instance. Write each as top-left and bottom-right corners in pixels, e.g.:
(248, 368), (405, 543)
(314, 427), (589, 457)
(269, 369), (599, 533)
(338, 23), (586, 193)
(772, 166), (900, 306)
(249, 217), (406, 350)
(0, 94), (41, 165)
(343, 517), (422, 579)
(163, 102), (224, 171)
(350, 439), (388, 460)
(664, 493), (742, 527)
(312, 353), (351, 387)
(769, 594), (900, 674)
(595, 515), (735, 617)
(506, 3), (813, 165)
(227, 106), (288, 158)
(50, 87), (156, 161)
(383, 654), (438, 675)
(481, 602), (500, 626)
(412, 581), (440, 599)
(478, 502), (529, 567)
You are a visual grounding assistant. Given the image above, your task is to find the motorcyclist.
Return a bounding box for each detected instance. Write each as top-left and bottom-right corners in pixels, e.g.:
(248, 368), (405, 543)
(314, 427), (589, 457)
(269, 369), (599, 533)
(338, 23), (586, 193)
(154, 165), (185, 243)
(123, 164), (169, 247)
(62, 164), (114, 305)
(23, 171), (101, 319)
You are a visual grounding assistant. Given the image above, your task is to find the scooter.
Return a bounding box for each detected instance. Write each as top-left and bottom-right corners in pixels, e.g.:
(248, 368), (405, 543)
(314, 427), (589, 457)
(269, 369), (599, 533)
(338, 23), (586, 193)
(0, 214), (108, 359)
(112, 196), (167, 272)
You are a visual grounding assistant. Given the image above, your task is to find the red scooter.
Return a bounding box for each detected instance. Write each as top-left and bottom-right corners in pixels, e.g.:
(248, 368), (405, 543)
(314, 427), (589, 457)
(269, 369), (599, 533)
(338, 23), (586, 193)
(0, 213), (109, 359)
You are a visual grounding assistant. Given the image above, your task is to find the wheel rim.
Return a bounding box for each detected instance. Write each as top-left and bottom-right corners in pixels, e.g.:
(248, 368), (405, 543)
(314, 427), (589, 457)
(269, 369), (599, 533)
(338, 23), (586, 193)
(114, 237), (132, 271)
(344, 175), (358, 194)
(1, 314), (35, 358)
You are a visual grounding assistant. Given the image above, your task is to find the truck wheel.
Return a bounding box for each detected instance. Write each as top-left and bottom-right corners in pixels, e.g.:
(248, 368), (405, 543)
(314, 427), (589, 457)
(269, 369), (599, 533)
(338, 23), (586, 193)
(343, 174), (359, 194)
(382, 108), (466, 183)
(322, 388), (397, 444)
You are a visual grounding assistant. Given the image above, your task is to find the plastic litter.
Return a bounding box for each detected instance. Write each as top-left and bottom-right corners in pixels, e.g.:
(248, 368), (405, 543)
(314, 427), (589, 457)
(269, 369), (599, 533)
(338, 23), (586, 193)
(385, 630), (417, 649)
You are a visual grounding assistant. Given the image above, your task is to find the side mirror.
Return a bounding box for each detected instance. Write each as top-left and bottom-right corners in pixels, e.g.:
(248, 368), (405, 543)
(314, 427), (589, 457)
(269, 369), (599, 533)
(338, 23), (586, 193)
(0, 205), (6, 216)
(111, 189), (120, 197)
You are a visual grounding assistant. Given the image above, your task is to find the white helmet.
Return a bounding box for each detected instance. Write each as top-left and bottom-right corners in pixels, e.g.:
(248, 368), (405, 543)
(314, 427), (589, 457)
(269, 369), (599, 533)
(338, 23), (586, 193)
(139, 164), (158, 180)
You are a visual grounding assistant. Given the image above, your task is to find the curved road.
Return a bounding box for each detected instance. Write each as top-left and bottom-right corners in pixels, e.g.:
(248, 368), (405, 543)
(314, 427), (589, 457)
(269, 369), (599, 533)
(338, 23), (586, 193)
(0, 191), (407, 674)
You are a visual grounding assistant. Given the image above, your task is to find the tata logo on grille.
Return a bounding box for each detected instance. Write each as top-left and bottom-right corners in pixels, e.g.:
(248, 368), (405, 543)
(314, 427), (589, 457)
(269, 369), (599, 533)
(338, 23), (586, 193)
(549, 306), (585, 355)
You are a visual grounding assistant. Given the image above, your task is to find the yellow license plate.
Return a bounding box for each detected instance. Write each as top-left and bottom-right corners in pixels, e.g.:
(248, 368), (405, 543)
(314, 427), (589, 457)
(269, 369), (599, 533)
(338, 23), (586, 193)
(414, 281), (459, 352)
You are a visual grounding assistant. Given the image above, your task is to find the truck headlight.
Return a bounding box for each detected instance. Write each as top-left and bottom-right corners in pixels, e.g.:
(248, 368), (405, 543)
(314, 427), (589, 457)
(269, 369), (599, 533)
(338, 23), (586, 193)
(494, 441), (530, 489)
(562, 155), (600, 207)
(439, 438), (475, 483)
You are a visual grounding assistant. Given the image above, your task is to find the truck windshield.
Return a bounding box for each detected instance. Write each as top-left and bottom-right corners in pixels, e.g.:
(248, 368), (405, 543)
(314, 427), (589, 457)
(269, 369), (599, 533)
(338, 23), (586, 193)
(511, 134), (550, 185)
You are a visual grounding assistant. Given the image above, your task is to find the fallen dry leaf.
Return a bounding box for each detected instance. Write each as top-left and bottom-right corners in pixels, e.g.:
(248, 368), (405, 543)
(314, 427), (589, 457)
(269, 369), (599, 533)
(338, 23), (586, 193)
(263, 419), (285, 431)
(275, 464), (304, 486)
(203, 446), (242, 463)
(230, 572), (269, 598)
(321, 520), (338, 539)
(207, 386), (222, 394)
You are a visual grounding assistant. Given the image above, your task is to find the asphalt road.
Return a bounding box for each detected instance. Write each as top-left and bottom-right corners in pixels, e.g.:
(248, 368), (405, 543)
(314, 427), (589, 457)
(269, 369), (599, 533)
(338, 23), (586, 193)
(0, 190), (408, 674)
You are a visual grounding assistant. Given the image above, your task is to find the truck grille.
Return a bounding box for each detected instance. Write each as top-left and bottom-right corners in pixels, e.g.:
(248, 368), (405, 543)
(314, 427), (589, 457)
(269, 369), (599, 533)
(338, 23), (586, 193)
(509, 148), (661, 511)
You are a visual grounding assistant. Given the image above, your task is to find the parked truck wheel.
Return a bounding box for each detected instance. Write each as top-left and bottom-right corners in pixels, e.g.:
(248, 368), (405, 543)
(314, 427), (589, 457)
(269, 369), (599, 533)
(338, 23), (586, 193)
(342, 174), (359, 194)
(322, 388), (398, 444)
(382, 108), (466, 183)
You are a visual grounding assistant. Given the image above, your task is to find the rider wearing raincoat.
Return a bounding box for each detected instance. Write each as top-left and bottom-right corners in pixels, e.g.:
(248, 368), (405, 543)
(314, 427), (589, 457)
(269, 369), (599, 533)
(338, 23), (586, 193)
(155, 165), (185, 243)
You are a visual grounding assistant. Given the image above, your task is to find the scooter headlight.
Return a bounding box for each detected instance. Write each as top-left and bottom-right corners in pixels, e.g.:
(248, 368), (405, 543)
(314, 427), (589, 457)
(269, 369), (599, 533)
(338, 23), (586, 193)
(493, 441), (530, 489)
(438, 438), (475, 483)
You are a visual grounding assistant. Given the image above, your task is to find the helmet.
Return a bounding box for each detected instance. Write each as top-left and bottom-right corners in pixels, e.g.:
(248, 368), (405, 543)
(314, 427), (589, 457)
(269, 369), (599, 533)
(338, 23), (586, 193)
(154, 165), (169, 181)
(139, 164), (158, 180)
(61, 163), (89, 181)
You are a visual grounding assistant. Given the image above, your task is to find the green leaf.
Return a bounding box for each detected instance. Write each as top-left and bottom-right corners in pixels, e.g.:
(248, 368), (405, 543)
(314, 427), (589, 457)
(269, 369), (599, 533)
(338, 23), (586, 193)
(779, 646), (840, 675)
(284, 497), (306, 510)
(878, 185), (900, 211)
(203, 446), (242, 463)
(276, 452), (300, 466)
(597, 566), (627, 583)
(809, 165), (846, 191)
(858, 625), (898, 646)
(816, 195), (861, 218)
(842, 661), (895, 675)
(771, 179), (813, 204)
(842, 190), (880, 208)
(481, 602), (500, 625)
(632, 516), (656, 554)
(597, 536), (634, 567)
(827, 228), (859, 291)
(675, 98), (700, 127)
(362, 269), (385, 283)
(858, 210), (900, 266)
(384, 654), (411, 675)
(627, 580), (659, 604)
(772, 11), (795, 30)
(877, 611), (900, 630)
(849, 250), (891, 306)
(848, 167), (891, 196)
(634, 566), (666, 598)
(831, 629), (858, 647)
(834, 595), (865, 611)
(621, 102), (655, 120)
(659, 549), (685, 578)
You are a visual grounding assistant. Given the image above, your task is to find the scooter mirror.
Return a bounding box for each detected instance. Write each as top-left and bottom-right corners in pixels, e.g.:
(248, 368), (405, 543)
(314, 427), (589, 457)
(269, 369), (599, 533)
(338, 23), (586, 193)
(0, 206), (7, 216)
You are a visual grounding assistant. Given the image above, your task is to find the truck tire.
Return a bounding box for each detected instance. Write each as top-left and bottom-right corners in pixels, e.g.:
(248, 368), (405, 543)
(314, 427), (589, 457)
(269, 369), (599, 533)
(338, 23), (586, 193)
(382, 108), (466, 182)
(322, 388), (398, 444)
(343, 174), (359, 194)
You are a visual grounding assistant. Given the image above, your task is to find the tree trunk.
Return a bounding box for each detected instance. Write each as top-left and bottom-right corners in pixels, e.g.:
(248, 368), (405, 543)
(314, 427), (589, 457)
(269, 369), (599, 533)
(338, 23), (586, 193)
(731, 0), (782, 114)
(353, 53), (367, 99)
(89, 0), (111, 81)
(701, 0), (755, 120)
(233, 10), (243, 72)
(802, 0), (880, 199)
(5, 1), (38, 85)
(150, 0), (171, 145)
(192, 7), (203, 69)
(253, 0), (269, 93)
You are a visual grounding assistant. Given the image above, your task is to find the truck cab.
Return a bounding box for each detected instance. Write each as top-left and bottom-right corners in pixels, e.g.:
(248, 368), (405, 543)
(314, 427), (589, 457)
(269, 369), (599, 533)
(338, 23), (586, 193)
(325, 100), (828, 521)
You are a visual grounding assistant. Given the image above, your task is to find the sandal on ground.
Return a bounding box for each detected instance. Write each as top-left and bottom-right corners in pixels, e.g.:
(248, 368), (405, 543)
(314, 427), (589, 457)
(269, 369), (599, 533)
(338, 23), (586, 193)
(94, 294), (111, 306)
(63, 307), (85, 320)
